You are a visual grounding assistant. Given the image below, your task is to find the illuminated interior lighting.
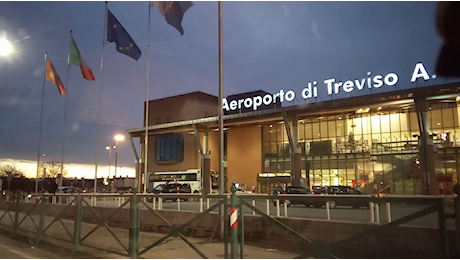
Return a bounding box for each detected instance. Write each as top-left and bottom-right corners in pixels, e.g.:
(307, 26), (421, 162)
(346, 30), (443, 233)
(377, 106), (382, 110)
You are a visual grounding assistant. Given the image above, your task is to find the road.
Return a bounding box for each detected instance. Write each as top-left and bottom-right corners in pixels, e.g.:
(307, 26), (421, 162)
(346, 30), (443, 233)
(84, 197), (454, 228)
(0, 234), (60, 259)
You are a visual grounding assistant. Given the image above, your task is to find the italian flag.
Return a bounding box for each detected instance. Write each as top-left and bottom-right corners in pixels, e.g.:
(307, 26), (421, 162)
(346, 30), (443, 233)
(69, 37), (95, 81)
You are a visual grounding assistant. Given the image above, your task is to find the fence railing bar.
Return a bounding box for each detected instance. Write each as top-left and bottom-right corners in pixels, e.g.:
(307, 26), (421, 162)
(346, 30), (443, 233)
(139, 199), (172, 227)
(178, 233), (208, 259)
(139, 234), (171, 256)
(17, 200), (40, 227)
(58, 217), (74, 241)
(42, 199), (75, 234)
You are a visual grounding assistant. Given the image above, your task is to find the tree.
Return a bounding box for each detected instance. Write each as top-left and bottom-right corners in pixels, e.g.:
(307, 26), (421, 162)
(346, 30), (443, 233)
(347, 131), (357, 152)
(0, 165), (25, 178)
(38, 161), (68, 178)
(334, 136), (345, 153)
(357, 137), (369, 153)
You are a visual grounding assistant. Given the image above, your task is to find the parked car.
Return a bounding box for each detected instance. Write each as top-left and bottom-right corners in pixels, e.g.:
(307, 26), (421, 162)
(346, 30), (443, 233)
(56, 186), (81, 194)
(55, 186), (81, 203)
(147, 183), (192, 202)
(312, 185), (370, 209)
(272, 186), (313, 207)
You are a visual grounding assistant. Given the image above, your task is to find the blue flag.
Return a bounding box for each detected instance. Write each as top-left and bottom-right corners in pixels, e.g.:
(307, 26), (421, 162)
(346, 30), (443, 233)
(152, 1), (193, 35)
(106, 9), (142, 60)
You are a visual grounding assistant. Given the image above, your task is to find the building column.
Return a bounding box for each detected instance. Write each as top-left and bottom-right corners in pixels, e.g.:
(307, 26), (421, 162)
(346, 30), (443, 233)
(202, 130), (211, 195)
(291, 118), (302, 187)
(415, 94), (437, 195)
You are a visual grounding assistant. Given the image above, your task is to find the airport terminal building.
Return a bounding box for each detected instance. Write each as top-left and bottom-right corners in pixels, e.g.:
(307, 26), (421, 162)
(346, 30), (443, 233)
(128, 79), (460, 195)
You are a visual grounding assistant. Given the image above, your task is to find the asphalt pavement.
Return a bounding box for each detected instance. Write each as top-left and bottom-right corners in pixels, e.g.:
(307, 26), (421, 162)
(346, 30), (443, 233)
(0, 234), (60, 259)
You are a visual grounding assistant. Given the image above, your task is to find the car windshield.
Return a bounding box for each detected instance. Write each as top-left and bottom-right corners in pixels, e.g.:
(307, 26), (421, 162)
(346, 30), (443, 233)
(154, 185), (166, 191)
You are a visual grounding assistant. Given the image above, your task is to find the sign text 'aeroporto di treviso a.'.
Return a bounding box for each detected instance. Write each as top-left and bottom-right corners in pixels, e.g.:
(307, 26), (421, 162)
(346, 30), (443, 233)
(222, 63), (437, 112)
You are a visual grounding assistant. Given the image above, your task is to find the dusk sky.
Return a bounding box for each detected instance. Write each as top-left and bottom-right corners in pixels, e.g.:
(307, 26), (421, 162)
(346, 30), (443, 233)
(0, 1), (453, 176)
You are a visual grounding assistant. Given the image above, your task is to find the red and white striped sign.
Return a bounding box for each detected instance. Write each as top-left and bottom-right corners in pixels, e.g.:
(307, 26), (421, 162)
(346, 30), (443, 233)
(230, 208), (238, 228)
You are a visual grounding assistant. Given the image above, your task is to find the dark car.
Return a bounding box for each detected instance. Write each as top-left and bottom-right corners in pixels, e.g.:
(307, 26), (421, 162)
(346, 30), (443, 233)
(312, 185), (370, 209)
(272, 186), (313, 207)
(147, 183), (192, 202)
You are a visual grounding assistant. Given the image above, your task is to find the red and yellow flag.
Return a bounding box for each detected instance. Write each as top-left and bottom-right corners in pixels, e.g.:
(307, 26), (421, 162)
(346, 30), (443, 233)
(46, 58), (67, 95)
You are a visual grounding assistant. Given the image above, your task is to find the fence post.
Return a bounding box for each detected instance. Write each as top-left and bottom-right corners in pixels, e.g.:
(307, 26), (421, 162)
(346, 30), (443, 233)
(199, 193), (203, 212)
(438, 199), (449, 258)
(37, 192), (45, 245)
(230, 181), (238, 259)
(73, 192), (82, 253)
(224, 193), (229, 259)
(375, 203), (380, 224)
(326, 201), (331, 221)
(283, 200), (288, 217)
(386, 202), (392, 223)
(129, 188), (139, 259)
(276, 199), (280, 217)
(454, 186), (460, 257)
(266, 198), (270, 216)
(369, 202), (375, 223)
(239, 197), (244, 259)
(14, 190), (20, 233)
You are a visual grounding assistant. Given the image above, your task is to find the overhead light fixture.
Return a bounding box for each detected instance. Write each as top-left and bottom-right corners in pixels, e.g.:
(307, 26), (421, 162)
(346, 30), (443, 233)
(356, 108), (363, 113)
(377, 106), (382, 110)
(457, 96), (460, 102)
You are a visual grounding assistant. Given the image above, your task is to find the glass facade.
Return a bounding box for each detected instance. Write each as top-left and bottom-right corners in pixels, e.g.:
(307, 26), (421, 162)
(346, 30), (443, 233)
(261, 101), (460, 195)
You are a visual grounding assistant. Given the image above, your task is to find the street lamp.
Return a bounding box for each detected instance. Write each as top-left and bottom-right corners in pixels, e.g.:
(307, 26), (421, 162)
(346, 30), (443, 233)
(114, 134), (125, 179)
(0, 38), (13, 57)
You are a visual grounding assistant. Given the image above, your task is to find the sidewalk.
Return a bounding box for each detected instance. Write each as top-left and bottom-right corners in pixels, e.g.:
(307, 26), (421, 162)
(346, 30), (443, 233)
(0, 210), (299, 259)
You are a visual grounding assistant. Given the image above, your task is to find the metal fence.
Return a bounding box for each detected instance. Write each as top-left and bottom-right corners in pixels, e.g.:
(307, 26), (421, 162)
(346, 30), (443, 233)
(0, 188), (458, 259)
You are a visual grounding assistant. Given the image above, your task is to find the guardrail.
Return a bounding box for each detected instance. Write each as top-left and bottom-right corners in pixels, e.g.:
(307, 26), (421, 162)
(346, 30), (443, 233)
(0, 189), (459, 258)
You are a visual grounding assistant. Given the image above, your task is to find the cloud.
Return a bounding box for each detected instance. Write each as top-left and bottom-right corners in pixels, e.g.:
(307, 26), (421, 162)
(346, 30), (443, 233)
(312, 20), (320, 39)
(282, 4), (290, 16)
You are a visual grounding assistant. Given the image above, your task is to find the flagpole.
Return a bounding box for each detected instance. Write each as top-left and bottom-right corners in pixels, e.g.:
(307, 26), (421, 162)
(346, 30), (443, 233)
(60, 30), (73, 188)
(218, 0), (226, 244)
(94, 1), (108, 203)
(218, 1), (224, 196)
(143, 3), (152, 194)
(35, 52), (48, 194)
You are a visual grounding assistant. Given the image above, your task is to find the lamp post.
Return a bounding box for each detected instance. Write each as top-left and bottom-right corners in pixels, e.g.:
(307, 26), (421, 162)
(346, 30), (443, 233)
(106, 145), (115, 192)
(35, 153), (45, 193)
(114, 134), (125, 179)
(106, 145), (115, 178)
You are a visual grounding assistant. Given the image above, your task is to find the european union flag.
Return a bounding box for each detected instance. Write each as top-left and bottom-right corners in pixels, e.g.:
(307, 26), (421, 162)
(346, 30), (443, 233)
(106, 9), (142, 61)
